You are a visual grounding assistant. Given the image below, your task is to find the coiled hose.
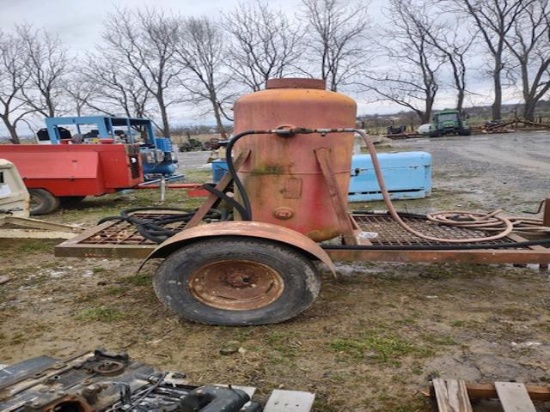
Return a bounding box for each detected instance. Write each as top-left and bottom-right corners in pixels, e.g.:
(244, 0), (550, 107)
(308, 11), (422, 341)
(356, 129), (549, 242)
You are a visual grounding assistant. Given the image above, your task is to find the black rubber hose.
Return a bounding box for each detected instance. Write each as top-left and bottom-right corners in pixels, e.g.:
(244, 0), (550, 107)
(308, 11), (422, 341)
(202, 183), (247, 219)
(225, 130), (257, 221)
(98, 207), (195, 225)
(98, 207), (224, 243)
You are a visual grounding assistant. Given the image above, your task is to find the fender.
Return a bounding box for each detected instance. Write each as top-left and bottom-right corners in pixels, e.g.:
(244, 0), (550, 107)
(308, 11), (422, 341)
(140, 221), (336, 275)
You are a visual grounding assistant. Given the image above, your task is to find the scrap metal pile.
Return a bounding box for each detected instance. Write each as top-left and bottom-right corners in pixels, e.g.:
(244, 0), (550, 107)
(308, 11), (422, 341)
(0, 350), (313, 411)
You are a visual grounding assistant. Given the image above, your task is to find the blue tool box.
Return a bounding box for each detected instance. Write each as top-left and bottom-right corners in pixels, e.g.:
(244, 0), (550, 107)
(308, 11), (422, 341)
(348, 151), (432, 202)
(212, 152), (432, 202)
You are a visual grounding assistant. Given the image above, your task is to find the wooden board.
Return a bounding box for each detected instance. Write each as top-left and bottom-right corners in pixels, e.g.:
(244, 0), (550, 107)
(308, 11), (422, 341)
(495, 382), (536, 412)
(432, 379), (473, 412)
(431, 380), (549, 412)
(465, 382), (550, 401)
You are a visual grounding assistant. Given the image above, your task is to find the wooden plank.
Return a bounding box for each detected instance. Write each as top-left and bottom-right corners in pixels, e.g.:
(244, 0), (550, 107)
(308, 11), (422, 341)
(3, 216), (84, 233)
(432, 379), (473, 412)
(263, 390), (315, 412)
(0, 229), (78, 239)
(495, 382), (537, 412)
(465, 382), (550, 402)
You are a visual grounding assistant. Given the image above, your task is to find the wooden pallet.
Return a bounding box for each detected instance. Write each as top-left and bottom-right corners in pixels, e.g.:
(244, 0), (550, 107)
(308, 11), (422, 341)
(431, 379), (550, 411)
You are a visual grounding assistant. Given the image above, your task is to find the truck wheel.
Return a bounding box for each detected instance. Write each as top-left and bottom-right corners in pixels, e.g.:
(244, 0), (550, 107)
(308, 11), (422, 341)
(29, 189), (61, 215)
(153, 237), (321, 325)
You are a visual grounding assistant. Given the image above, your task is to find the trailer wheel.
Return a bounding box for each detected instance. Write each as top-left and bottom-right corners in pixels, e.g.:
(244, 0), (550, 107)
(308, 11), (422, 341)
(29, 189), (60, 215)
(153, 237), (321, 325)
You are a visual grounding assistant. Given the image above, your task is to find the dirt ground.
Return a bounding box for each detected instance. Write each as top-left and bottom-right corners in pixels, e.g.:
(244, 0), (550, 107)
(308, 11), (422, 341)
(1, 131), (549, 411)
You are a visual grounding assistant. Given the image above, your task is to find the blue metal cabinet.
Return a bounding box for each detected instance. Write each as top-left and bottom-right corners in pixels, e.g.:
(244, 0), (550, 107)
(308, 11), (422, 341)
(348, 151), (432, 202)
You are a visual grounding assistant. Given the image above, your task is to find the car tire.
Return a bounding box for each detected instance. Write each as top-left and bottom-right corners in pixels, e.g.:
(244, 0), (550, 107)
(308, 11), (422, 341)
(29, 189), (61, 215)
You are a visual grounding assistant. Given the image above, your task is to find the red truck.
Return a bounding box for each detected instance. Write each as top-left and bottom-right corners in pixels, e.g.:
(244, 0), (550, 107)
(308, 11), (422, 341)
(0, 143), (142, 214)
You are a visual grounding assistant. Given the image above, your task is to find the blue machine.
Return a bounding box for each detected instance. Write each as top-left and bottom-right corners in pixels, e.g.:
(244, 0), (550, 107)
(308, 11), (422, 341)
(41, 116), (178, 179)
(348, 151), (432, 202)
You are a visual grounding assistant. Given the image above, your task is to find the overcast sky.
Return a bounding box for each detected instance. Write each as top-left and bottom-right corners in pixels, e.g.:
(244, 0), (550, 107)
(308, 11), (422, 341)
(0, 0), (411, 132)
(0, 0), (506, 135)
(0, 0), (304, 52)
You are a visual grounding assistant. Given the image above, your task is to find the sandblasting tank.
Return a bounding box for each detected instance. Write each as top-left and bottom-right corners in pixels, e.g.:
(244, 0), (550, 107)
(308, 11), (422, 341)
(233, 78), (356, 241)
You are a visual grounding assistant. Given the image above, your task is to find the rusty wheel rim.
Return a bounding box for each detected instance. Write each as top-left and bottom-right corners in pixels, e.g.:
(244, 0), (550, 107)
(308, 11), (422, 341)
(188, 260), (284, 311)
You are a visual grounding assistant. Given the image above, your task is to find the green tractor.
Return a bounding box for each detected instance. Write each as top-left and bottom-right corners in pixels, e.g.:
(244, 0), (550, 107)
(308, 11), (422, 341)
(429, 109), (471, 137)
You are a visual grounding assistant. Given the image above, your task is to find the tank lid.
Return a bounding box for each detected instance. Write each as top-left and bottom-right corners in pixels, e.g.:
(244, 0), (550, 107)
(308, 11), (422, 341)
(266, 78), (326, 90)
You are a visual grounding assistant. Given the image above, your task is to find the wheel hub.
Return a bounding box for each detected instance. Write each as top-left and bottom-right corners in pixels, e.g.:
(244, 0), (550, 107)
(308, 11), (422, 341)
(188, 260), (284, 311)
(223, 269), (258, 288)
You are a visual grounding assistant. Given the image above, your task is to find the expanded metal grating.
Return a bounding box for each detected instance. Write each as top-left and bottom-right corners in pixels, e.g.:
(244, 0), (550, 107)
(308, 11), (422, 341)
(78, 211), (522, 248)
(80, 212), (190, 245)
(351, 212), (519, 247)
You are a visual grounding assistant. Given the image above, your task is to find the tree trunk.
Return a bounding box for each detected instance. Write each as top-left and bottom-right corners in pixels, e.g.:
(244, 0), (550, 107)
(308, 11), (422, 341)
(491, 62), (502, 120)
(212, 101), (226, 138)
(456, 88), (465, 113)
(523, 100), (536, 122)
(423, 95), (434, 124)
(158, 99), (171, 137)
(5, 122), (21, 144)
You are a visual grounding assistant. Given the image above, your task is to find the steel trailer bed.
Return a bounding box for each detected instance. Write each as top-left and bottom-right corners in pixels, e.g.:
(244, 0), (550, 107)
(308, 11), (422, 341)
(55, 211), (550, 266)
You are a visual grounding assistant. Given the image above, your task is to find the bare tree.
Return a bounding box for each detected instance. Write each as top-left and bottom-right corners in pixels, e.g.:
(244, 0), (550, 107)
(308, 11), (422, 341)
(73, 56), (151, 119)
(364, 0), (445, 123)
(0, 30), (32, 143)
(17, 26), (70, 118)
(101, 8), (181, 136)
(223, 1), (303, 91)
(422, 14), (475, 112)
(445, 0), (538, 120)
(301, 0), (369, 91)
(65, 77), (100, 117)
(175, 17), (233, 137)
(504, 0), (550, 121)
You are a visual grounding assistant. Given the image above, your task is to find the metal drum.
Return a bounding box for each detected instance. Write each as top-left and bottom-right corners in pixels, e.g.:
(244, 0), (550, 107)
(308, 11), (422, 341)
(233, 78), (356, 242)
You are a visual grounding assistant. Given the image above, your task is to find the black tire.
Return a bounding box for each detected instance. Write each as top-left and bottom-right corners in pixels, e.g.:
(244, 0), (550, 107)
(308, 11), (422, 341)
(429, 131), (440, 138)
(60, 196), (86, 208)
(29, 189), (61, 215)
(153, 237), (321, 326)
(459, 129), (471, 136)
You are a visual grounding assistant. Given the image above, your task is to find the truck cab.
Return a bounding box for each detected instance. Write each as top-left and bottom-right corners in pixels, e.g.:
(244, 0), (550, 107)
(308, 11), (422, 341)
(429, 109), (471, 137)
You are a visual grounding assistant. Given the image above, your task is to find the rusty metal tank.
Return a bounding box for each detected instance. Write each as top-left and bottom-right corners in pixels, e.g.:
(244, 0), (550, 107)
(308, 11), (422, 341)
(233, 78), (357, 242)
